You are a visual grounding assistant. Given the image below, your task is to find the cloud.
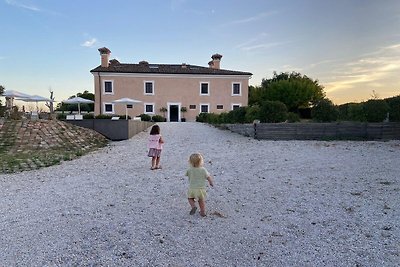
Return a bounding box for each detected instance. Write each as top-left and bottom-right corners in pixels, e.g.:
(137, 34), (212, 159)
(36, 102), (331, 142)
(81, 38), (97, 48)
(5, 0), (40, 11)
(236, 33), (288, 51)
(323, 43), (400, 94)
(222, 11), (276, 27)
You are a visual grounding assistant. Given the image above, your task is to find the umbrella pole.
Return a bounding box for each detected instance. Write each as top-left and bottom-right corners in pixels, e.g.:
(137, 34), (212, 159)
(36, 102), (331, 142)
(78, 103), (81, 115)
(125, 105), (128, 120)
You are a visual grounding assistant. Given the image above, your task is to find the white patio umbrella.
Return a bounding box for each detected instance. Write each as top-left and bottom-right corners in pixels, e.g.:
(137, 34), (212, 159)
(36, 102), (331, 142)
(2, 90), (32, 108)
(62, 96), (94, 114)
(16, 94), (53, 112)
(112, 97), (142, 120)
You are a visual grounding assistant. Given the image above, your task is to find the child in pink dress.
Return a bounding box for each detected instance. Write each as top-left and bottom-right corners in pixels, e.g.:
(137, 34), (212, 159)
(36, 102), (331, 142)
(147, 124), (164, 170)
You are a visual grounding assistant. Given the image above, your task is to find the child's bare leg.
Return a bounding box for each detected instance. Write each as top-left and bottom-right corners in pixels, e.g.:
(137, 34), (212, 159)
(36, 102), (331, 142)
(155, 156), (161, 168)
(198, 199), (206, 216)
(188, 198), (196, 208)
(188, 198), (197, 215)
(151, 157), (157, 169)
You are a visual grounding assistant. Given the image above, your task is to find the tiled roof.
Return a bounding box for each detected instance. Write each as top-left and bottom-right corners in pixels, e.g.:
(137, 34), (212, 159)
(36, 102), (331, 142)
(90, 61), (252, 76)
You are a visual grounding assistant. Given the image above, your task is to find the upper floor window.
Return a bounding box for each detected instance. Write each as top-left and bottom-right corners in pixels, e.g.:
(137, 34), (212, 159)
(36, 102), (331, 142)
(144, 81), (154, 95)
(232, 83), (241, 96)
(200, 82), (209, 95)
(104, 81), (113, 94)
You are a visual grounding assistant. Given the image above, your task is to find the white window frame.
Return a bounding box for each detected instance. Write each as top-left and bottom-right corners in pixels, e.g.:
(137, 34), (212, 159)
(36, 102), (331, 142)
(200, 82), (210, 96)
(232, 82), (241, 96)
(200, 103), (210, 113)
(216, 104), (224, 110)
(144, 81), (155, 95)
(103, 80), (114, 95)
(103, 102), (114, 114)
(231, 103), (242, 110)
(144, 103), (155, 114)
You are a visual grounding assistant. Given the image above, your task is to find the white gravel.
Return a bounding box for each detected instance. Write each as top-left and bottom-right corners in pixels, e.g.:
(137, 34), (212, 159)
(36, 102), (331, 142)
(0, 122), (399, 266)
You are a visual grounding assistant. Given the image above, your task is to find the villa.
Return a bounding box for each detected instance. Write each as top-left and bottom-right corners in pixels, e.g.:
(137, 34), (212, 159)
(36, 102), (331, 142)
(90, 47), (252, 121)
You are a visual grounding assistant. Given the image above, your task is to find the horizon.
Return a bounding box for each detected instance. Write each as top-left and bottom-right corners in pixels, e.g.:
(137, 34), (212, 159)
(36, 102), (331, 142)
(1, 0), (399, 108)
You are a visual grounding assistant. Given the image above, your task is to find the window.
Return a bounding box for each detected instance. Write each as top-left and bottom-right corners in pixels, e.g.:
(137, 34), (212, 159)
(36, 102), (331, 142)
(144, 103), (155, 114)
(232, 83), (241, 96)
(144, 81), (154, 95)
(200, 104), (209, 113)
(104, 81), (113, 94)
(232, 104), (241, 110)
(217, 105), (224, 110)
(189, 105), (196, 109)
(200, 82), (209, 95)
(104, 103), (114, 113)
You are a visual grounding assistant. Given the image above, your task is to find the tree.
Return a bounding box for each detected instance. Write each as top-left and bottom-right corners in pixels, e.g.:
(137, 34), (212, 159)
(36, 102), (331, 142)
(363, 99), (389, 122)
(45, 87), (55, 113)
(0, 85), (4, 106)
(56, 90), (95, 112)
(252, 71), (325, 112)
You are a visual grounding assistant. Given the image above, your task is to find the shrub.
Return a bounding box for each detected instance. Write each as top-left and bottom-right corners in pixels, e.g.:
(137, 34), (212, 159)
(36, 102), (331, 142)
(152, 115), (165, 122)
(57, 113), (66, 120)
(347, 103), (366, 122)
(287, 112), (300, 123)
(139, 114), (151, 121)
(227, 107), (247, 123)
(311, 99), (338, 122)
(83, 114), (94, 119)
(259, 100), (287, 123)
(196, 112), (209, 122)
(95, 114), (113, 119)
(385, 95), (400, 122)
(363, 99), (389, 122)
(245, 105), (261, 123)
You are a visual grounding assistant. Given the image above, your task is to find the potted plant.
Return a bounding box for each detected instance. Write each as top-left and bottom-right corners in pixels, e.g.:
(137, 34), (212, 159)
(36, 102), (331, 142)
(180, 106), (187, 122)
(160, 107), (167, 118)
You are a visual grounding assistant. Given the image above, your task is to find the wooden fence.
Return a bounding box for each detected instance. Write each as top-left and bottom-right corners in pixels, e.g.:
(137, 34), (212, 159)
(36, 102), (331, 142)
(223, 122), (400, 140)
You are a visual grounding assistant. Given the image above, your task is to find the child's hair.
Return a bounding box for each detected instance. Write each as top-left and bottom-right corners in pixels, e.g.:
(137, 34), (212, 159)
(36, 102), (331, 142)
(150, 124), (160, 135)
(189, 153), (204, 168)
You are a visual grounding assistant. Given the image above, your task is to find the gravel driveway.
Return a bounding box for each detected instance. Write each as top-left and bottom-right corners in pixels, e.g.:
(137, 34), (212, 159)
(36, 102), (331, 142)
(1, 122), (399, 266)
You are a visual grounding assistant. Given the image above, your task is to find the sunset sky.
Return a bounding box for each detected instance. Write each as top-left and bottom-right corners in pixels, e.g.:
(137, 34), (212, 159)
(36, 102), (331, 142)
(1, 0), (399, 107)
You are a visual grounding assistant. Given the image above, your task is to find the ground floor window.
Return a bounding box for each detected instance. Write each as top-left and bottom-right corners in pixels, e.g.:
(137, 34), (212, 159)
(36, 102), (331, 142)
(189, 105), (196, 109)
(200, 104), (209, 113)
(104, 103), (114, 114)
(217, 105), (224, 110)
(232, 104), (241, 110)
(144, 103), (155, 114)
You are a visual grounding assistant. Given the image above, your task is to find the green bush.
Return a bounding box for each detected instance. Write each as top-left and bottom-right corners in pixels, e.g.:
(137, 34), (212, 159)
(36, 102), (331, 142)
(311, 99), (338, 122)
(287, 112), (300, 123)
(152, 115), (165, 122)
(196, 112), (209, 122)
(386, 95), (400, 122)
(139, 114), (151, 121)
(363, 99), (389, 122)
(259, 100), (287, 123)
(245, 105), (261, 123)
(227, 107), (247, 123)
(347, 103), (366, 122)
(95, 114), (113, 119)
(83, 114), (94, 119)
(57, 113), (66, 120)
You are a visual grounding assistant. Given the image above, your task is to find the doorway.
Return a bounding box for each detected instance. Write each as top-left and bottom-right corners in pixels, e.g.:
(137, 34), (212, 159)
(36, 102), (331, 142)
(169, 105), (179, 122)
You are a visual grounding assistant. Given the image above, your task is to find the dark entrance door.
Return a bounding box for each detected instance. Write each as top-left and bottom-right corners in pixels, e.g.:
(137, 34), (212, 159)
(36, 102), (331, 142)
(169, 105), (179, 122)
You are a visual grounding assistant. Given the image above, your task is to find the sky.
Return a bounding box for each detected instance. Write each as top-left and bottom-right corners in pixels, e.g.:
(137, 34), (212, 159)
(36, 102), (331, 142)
(1, 0), (399, 107)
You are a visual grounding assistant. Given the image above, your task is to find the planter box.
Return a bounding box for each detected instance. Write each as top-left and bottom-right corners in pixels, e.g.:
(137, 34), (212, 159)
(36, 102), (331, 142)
(64, 119), (153, 140)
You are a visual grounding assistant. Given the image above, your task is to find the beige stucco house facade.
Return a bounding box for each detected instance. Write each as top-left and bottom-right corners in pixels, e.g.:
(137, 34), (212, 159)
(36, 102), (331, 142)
(91, 47), (252, 122)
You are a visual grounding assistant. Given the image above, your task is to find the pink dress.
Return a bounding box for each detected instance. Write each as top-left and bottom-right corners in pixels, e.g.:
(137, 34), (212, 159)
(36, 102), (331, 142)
(147, 134), (163, 157)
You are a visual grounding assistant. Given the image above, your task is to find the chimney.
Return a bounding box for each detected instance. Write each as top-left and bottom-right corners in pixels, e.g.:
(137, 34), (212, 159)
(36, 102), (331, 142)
(98, 47), (111, 67)
(210, 53), (222, 69)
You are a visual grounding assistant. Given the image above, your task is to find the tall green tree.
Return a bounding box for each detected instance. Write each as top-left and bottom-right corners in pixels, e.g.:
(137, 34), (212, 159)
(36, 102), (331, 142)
(251, 71), (325, 112)
(56, 90), (95, 112)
